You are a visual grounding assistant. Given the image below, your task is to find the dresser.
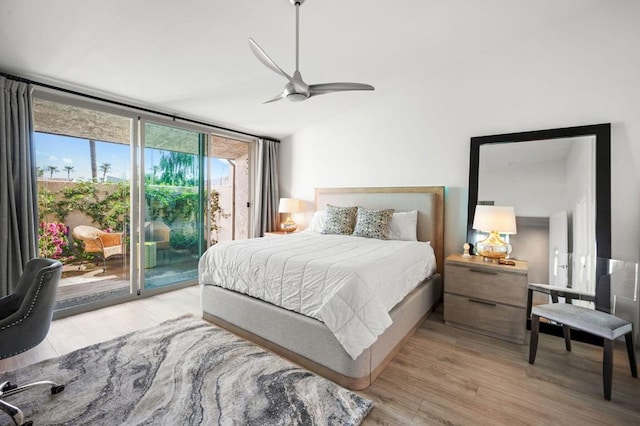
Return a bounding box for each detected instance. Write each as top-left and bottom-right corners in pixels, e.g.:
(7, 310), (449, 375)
(444, 253), (528, 344)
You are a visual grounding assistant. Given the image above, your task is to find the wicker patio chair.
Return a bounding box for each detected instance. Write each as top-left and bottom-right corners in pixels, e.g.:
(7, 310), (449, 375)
(72, 225), (124, 272)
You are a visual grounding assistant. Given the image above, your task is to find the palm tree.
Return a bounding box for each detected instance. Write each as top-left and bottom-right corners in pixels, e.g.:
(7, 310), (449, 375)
(152, 165), (160, 184)
(89, 140), (98, 181)
(47, 165), (59, 179)
(64, 165), (75, 180)
(36, 166), (44, 178)
(159, 152), (195, 186)
(100, 162), (112, 182)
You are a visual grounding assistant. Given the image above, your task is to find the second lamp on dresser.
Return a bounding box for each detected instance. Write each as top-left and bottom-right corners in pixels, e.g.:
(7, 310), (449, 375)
(444, 253), (529, 344)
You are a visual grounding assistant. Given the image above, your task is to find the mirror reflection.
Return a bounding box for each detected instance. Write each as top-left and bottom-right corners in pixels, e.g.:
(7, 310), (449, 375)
(476, 136), (596, 305)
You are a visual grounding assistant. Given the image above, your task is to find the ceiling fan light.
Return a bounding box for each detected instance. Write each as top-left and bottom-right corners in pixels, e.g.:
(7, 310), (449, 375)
(286, 93), (308, 102)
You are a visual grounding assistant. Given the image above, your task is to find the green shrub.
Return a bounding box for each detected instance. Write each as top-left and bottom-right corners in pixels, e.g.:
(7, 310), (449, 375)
(169, 230), (200, 253)
(38, 180), (226, 256)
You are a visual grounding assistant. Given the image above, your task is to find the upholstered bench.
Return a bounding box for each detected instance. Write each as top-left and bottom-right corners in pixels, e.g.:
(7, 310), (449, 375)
(529, 303), (637, 400)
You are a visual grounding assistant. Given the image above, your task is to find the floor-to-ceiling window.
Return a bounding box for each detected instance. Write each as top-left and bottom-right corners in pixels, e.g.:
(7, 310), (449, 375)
(209, 135), (250, 243)
(34, 96), (133, 312)
(141, 121), (205, 290)
(32, 90), (255, 315)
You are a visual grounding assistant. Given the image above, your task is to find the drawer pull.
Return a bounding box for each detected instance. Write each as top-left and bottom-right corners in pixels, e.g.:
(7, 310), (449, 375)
(468, 298), (497, 307)
(468, 268), (498, 275)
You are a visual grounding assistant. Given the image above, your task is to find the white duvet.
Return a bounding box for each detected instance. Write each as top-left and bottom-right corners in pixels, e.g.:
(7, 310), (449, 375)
(198, 231), (436, 359)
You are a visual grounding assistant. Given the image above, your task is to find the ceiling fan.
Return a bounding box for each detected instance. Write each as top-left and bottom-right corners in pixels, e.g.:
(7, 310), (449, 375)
(249, 0), (374, 103)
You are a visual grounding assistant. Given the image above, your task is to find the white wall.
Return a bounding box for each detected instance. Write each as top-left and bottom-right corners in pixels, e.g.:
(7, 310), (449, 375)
(279, 2), (640, 268)
(478, 156), (567, 218)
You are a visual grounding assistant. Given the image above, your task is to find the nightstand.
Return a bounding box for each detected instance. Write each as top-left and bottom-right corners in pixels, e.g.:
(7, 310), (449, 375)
(444, 253), (528, 344)
(264, 231), (298, 237)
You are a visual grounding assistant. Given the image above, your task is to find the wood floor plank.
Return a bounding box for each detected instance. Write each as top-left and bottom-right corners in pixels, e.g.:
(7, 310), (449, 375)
(361, 373), (424, 415)
(1, 287), (638, 426)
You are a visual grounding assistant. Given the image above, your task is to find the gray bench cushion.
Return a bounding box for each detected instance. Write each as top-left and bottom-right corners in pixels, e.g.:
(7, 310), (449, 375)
(532, 303), (632, 340)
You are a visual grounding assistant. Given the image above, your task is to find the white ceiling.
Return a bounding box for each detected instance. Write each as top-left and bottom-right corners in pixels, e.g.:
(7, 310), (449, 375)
(0, 0), (602, 139)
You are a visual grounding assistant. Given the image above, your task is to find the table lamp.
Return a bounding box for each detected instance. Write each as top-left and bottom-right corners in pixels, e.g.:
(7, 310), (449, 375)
(472, 205), (517, 262)
(278, 198), (303, 232)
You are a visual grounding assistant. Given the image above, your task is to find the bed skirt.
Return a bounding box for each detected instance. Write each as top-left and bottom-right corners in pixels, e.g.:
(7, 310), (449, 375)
(201, 273), (442, 390)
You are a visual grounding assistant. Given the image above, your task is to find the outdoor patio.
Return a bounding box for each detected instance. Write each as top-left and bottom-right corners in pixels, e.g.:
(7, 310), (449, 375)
(56, 252), (199, 311)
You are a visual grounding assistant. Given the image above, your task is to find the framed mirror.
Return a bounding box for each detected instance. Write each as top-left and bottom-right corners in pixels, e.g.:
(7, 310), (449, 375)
(467, 123), (611, 312)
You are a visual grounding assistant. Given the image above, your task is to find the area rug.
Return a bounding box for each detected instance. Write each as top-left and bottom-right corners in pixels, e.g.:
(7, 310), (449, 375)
(1, 315), (372, 426)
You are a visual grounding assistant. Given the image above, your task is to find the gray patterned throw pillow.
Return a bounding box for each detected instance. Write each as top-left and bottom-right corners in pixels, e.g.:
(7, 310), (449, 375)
(352, 207), (395, 239)
(321, 204), (358, 235)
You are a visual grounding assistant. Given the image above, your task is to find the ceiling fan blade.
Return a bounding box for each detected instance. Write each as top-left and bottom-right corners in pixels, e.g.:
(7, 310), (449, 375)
(249, 38), (296, 85)
(309, 82), (375, 96)
(263, 93), (284, 104)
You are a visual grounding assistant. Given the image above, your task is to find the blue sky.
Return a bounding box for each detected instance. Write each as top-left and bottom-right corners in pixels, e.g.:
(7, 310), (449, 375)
(35, 132), (230, 181)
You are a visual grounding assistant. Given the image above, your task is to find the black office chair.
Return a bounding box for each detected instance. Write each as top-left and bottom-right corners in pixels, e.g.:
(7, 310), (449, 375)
(0, 258), (65, 426)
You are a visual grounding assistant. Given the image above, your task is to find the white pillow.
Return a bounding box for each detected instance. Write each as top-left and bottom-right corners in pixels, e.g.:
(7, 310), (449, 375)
(307, 210), (327, 233)
(388, 210), (418, 241)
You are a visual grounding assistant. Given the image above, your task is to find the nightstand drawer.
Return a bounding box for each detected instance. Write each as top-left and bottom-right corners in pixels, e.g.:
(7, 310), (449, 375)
(445, 263), (527, 307)
(444, 293), (526, 343)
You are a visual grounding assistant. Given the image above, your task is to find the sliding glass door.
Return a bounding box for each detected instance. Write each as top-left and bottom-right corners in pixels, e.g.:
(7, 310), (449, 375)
(208, 135), (251, 243)
(32, 90), (255, 314)
(141, 121), (206, 291)
(33, 97), (134, 312)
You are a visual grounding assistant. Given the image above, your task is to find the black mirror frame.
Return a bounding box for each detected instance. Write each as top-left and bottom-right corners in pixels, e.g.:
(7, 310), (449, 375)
(467, 123), (611, 311)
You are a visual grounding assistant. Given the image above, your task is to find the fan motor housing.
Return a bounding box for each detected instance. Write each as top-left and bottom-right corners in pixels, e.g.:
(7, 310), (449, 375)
(284, 81), (309, 102)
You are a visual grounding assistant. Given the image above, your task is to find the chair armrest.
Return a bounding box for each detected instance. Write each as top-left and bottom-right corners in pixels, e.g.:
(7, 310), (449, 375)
(0, 294), (20, 321)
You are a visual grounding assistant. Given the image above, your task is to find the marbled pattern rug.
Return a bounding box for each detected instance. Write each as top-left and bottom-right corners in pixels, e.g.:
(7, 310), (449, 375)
(1, 315), (372, 425)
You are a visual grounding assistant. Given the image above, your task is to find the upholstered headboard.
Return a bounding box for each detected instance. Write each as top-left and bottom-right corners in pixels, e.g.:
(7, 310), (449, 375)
(315, 186), (445, 275)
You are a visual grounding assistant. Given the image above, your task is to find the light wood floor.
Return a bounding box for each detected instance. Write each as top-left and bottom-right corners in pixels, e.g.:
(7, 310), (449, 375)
(2, 286), (639, 425)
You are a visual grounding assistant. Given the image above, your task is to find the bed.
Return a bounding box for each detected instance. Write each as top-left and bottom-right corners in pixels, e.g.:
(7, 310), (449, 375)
(199, 186), (444, 390)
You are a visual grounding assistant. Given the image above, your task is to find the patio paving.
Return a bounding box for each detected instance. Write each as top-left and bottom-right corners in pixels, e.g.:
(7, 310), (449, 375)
(56, 253), (199, 310)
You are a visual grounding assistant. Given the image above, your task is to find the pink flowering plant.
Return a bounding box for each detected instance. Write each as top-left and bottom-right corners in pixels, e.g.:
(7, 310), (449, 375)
(38, 222), (76, 263)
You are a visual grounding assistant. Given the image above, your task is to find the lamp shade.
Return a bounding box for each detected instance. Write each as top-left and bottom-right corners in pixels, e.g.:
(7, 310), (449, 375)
(472, 205), (517, 234)
(278, 198), (303, 213)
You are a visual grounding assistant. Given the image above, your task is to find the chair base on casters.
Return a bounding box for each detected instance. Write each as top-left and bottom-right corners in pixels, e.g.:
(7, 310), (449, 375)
(1, 380), (65, 426)
(529, 303), (637, 401)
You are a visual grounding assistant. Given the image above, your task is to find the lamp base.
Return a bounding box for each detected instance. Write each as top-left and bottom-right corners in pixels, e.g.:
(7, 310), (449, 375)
(280, 216), (297, 233)
(475, 230), (511, 262)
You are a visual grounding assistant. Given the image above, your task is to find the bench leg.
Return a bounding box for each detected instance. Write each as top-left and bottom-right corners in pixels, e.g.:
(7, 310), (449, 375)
(529, 314), (540, 364)
(562, 325), (572, 351)
(603, 339), (614, 401)
(625, 332), (638, 378)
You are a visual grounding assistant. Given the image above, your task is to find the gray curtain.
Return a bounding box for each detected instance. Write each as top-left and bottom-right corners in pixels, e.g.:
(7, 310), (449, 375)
(0, 76), (38, 296)
(252, 138), (279, 237)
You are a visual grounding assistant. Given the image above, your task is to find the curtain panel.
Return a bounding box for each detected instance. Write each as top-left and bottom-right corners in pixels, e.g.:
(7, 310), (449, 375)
(0, 76), (38, 296)
(252, 139), (279, 237)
